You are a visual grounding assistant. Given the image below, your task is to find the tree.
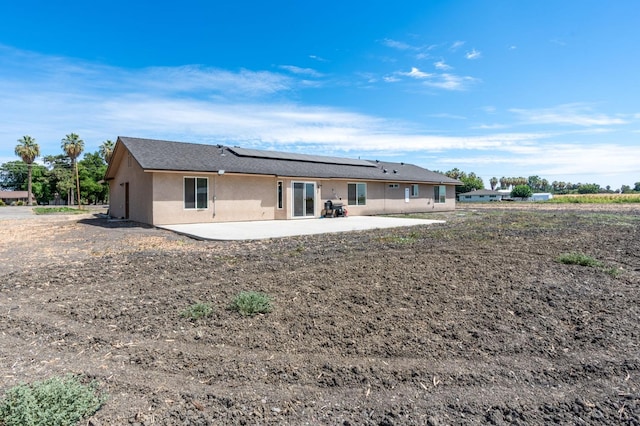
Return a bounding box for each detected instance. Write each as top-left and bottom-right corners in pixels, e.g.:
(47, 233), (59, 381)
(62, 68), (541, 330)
(511, 184), (533, 199)
(458, 172), (484, 194)
(0, 161), (28, 190)
(78, 152), (108, 204)
(61, 133), (84, 207)
(634, 182), (640, 192)
(14, 135), (40, 205)
(99, 140), (115, 164)
(577, 183), (600, 194)
(528, 175), (541, 191)
(445, 168), (464, 180)
(444, 169), (484, 194)
(489, 177), (498, 191)
(43, 155), (74, 204)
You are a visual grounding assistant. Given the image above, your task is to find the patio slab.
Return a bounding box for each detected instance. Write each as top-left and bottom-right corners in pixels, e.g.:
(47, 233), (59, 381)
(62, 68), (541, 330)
(157, 216), (445, 241)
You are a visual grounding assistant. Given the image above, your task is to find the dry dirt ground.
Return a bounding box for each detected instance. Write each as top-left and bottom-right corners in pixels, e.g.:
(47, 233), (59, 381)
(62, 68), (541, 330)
(1, 204), (639, 425)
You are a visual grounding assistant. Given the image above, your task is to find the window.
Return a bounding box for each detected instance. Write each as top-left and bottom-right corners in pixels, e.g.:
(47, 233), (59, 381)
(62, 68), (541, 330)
(410, 184), (419, 197)
(434, 185), (446, 203)
(277, 181), (283, 209)
(184, 177), (208, 209)
(348, 183), (366, 206)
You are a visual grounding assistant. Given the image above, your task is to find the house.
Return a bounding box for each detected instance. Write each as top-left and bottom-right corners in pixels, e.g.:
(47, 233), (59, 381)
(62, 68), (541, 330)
(457, 189), (504, 202)
(104, 137), (461, 225)
(0, 191), (36, 205)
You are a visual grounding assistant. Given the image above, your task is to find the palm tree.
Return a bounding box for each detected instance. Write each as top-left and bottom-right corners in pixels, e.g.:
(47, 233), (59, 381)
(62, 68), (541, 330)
(99, 140), (114, 164)
(14, 135), (40, 206)
(61, 133), (84, 208)
(489, 177), (498, 191)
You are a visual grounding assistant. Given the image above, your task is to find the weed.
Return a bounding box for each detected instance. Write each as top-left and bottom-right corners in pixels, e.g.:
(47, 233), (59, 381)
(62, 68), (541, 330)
(556, 252), (602, 267)
(181, 302), (213, 320)
(230, 291), (273, 316)
(605, 267), (623, 278)
(378, 230), (420, 244)
(0, 375), (105, 426)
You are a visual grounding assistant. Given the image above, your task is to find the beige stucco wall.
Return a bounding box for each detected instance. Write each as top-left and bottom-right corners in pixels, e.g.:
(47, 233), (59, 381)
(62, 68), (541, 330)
(319, 180), (456, 216)
(107, 151), (153, 224)
(152, 173), (278, 225)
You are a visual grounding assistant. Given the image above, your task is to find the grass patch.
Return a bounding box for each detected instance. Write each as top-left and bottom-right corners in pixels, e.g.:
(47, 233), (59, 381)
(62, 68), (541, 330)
(33, 207), (86, 215)
(230, 291), (273, 316)
(545, 194), (640, 204)
(556, 252), (625, 278)
(0, 375), (105, 426)
(181, 302), (213, 320)
(556, 252), (603, 267)
(377, 231), (420, 244)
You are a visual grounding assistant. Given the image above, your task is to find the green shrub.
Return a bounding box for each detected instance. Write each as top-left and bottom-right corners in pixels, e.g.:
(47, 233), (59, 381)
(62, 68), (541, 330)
(0, 375), (105, 426)
(180, 302), (213, 320)
(230, 291), (273, 316)
(556, 252), (602, 267)
(15, 200), (25, 206)
(0, 199), (5, 206)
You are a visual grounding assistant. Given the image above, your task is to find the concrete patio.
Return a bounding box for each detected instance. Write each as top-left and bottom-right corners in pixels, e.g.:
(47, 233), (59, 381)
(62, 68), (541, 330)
(157, 216), (445, 241)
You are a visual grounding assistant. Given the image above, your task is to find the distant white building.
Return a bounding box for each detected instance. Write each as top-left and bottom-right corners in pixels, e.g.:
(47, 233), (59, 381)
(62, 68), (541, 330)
(457, 189), (504, 202)
(530, 193), (553, 201)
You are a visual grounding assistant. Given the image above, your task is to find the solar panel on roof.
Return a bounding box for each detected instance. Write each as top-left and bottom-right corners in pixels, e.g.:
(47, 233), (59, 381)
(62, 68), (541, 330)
(228, 147), (376, 167)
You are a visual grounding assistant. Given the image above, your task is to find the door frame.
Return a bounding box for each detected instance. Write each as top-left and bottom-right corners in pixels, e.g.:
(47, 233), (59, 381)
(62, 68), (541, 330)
(291, 181), (316, 218)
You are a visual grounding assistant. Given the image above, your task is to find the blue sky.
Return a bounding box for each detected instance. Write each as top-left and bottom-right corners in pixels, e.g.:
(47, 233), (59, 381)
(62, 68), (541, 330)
(1, 0), (639, 190)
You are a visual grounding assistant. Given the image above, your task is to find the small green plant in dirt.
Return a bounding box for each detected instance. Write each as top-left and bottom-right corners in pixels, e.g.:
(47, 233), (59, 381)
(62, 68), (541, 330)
(377, 231), (420, 244)
(556, 252), (602, 267)
(230, 291), (273, 316)
(556, 252), (625, 278)
(181, 302), (214, 320)
(0, 374), (105, 426)
(604, 266), (623, 278)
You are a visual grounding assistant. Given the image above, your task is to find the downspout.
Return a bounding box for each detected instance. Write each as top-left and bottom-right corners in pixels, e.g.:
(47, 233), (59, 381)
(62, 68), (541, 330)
(212, 175), (216, 218)
(214, 170), (225, 218)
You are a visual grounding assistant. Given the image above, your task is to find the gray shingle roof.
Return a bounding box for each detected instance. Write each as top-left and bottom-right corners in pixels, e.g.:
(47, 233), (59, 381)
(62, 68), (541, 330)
(106, 136), (461, 185)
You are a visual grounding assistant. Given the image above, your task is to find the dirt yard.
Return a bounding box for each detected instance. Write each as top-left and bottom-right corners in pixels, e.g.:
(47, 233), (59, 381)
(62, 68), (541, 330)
(1, 204), (639, 425)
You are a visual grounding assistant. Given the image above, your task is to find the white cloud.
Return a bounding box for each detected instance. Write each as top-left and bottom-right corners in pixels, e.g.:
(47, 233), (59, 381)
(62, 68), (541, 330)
(308, 55), (329, 62)
(434, 60), (452, 70)
(382, 38), (414, 50)
(279, 65), (324, 78)
(403, 67), (432, 79)
(450, 41), (465, 51)
(394, 67), (477, 90)
(510, 104), (627, 127)
(423, 73), (478, 91)
(465, 49), (482, 60)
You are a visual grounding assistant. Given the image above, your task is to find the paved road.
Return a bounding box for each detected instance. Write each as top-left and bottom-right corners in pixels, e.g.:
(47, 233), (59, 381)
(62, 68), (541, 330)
(0, 205), (108, 220)
(0, 206), (36, 220)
